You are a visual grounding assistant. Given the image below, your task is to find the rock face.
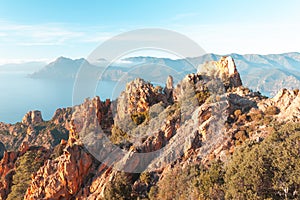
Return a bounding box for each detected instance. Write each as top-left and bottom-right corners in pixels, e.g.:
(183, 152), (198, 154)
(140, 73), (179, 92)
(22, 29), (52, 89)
(0, 144), (48, 200)
(22, 110), (43, 125)
(219, 56), (243, 88)
(72, 96), (113, 134)
(0, 152), (18, 199)
(24, 145), (99, 199)
(258, 88), (300, 121)
(199, 56), (243, 88)
(164, 75), (174, 103)
(116, 78), (167, 121)
(173, 73), (204, 102)
(0, 151), (18, 199)
(51, 107), (73, 127)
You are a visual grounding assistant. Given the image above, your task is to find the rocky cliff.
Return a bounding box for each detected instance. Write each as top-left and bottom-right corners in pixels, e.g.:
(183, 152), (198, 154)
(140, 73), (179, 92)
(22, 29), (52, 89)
(0, 110), (69, 152)
(1, 56), (300, 199)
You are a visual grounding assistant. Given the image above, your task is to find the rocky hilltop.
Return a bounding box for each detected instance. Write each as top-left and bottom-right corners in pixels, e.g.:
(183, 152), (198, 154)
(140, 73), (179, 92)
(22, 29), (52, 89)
(0, 56), (299, 200)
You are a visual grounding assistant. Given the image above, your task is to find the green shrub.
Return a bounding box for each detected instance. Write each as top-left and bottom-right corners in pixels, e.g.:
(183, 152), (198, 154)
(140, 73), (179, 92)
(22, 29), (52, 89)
(265, 105), (280, 115)
(7, 149), (45, 200)
(148, 185), (159, 200)
(249, 109), (263, 122)
(131, 111), (149, 125)
(195, 90), (210, 104)
(225, 123), (300, 199)
(110, 125), (129, 145)
(153, 161), (225, 200)
(234, 109), (242, 119)
(140, 172), (151, 185)
(30, 121), (69, 148)
(0, 130), (9, 135)
(103, 172), (133, 200)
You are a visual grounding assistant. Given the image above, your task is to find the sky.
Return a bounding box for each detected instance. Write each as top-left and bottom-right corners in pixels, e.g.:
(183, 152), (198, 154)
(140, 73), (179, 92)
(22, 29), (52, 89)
(0, 0), (299, 64)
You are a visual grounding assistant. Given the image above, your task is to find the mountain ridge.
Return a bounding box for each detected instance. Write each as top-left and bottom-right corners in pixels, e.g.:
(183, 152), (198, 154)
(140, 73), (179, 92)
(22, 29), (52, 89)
(28, 52), (300, 96)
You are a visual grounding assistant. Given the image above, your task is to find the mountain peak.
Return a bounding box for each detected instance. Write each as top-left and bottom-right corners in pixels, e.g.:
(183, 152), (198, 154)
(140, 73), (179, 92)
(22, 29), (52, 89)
(217, 56), (237, 76)
(29, 57), (91, 79)
(54, 56), (72, 62)
(53, 57), (87, 64)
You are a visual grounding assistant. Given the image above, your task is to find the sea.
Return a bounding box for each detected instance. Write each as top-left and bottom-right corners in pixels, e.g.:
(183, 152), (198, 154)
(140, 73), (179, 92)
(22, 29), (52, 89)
(0, 71), (119, 124)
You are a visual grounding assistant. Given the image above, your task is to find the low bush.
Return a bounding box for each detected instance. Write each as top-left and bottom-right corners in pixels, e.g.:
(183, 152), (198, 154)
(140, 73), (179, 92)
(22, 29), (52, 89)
(131, 111), (149, 125)
(7, 149), (45, 200)
(265, 105), (280, 115)
(103, 172), (133, 200)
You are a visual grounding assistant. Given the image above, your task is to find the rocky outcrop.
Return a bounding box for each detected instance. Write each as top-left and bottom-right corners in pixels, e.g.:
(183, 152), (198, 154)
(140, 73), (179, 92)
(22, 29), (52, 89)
(52, 107), (72, 127)
(80, 165), (114, 199)
(258, 88), (300, 121)
(116, 78), (168, 122)
(0, 151), (17, 199)
(22, 110), (43, 125)
(72, 96), (113, 134)
(164, 75), (174, 103)
(217, 56), (242, 88)
(0, 143), (46, 200)
(199, 56), (243, 88)
(24, 96), (115, 199)
(0, 116), (69, 153)
(173, 73), (205, 102)
(173, 56), (243, 104)
(25, 144), (99, 199)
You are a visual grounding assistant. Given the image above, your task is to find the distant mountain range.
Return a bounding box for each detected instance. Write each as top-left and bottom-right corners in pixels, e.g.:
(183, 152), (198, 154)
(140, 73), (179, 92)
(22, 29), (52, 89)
(0, 61), (45, 73)
(27, 52), (300, 96)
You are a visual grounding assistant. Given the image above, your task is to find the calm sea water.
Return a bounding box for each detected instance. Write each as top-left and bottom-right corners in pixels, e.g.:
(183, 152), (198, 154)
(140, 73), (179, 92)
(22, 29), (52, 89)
(0, 72), (118, 123)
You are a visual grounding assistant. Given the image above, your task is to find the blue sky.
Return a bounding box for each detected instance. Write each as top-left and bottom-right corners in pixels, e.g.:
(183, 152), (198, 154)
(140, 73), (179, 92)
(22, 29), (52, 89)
(0, 0), (299, 64)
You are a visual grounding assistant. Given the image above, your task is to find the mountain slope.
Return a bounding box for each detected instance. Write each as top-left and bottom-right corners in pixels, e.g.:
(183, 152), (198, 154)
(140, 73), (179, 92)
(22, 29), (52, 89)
(1, 56), (300, 199)
(28, 57), (89, 79)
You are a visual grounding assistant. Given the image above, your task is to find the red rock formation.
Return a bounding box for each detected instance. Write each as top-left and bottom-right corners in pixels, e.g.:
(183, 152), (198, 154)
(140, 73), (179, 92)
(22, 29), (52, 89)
(24, 144), (98, 199)
(22, 110), (43, 125)
(52, 107), (73, 128)
(0, 151), (18, 199)
(116, 78), (168, 121)
(72, 96), (113, 134)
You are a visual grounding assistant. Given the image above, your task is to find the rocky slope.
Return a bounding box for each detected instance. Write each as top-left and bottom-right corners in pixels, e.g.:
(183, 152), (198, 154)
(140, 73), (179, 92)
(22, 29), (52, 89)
(0, 56), (299, 199)
(0, 109), (70, 153)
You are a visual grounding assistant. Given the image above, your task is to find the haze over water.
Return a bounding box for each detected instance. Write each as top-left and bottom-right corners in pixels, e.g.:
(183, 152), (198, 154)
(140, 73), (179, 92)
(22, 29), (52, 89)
(0, 72), (115, 123)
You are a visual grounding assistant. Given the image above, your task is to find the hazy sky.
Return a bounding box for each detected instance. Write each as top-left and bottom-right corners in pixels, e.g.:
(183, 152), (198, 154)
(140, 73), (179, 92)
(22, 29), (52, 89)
(0, 0), (299, 64)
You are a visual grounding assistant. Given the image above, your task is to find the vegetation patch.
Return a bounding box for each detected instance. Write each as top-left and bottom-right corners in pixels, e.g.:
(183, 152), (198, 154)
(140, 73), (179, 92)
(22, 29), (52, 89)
(104, 172), (133, 200)
(110, 125), (129, 145)
(7, 149), (46, 200)
(149, 123), (300, 200)
(131, 111), (149, 125)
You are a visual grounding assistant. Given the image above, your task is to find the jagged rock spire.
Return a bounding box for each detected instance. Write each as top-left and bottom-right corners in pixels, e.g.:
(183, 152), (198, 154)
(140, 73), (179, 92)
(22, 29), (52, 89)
(198, 56), (243, 88)
(164, 75), (174, 103)
(22, 110), (43, 125)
